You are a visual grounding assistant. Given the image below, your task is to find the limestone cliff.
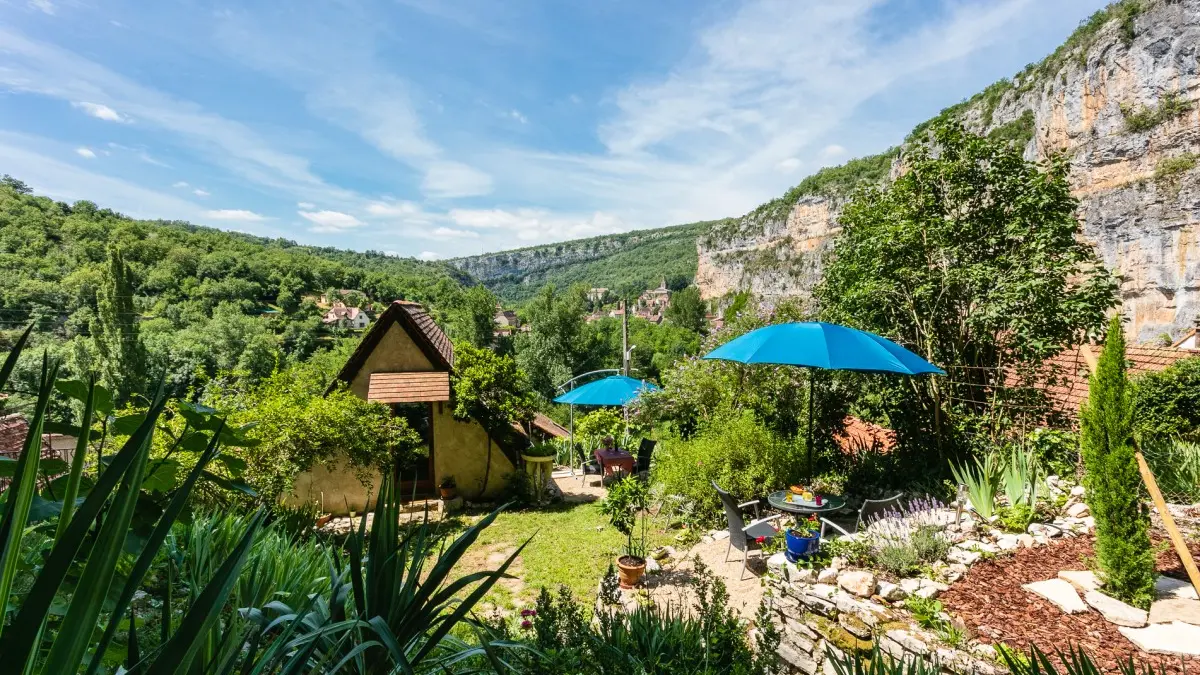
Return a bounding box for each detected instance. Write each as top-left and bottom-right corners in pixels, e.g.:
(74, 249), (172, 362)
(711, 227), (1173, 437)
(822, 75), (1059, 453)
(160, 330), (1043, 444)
(697, 0), (1200, 342)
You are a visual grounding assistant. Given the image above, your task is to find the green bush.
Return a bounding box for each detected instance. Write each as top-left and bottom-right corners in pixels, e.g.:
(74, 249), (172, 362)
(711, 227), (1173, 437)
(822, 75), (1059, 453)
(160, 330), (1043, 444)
(1081, 317), (1155, 609)
(1141, 438), (1200, 504)
(1133, 355), (1200, 442)
(575, 408), (627, 448)
(651, 410), (806, 525)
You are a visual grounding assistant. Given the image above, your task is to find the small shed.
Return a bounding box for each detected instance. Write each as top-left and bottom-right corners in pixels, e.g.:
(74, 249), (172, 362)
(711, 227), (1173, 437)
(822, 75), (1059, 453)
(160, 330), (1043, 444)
(288, 301), (527, 513)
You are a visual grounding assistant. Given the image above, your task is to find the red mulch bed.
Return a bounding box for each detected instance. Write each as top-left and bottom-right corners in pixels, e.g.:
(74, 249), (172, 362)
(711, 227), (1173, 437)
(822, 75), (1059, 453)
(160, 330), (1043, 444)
(940, 535), (1200, 674)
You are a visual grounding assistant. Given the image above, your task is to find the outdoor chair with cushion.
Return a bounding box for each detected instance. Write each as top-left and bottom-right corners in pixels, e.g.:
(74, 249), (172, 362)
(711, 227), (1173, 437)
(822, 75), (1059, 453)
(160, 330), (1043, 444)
(635, 439), (656, 475)
(819, 492), (903, 538)
(713, 482), (781, 580)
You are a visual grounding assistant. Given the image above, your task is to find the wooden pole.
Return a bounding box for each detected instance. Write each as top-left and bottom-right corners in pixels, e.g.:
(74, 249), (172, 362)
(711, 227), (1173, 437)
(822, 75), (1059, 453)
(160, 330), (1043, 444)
(1079, 342), (1200, 597)
(1135, 446), (1200, 597)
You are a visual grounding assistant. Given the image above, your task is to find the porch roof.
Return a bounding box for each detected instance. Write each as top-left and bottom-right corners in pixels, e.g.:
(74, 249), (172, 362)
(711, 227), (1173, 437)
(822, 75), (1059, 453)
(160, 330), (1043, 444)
(367, 372), (451, 404)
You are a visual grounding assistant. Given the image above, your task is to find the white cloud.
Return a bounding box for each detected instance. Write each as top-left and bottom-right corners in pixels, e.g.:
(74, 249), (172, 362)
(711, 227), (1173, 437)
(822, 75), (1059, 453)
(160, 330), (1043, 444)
(172, 181), (189, 188)
(299, 209), (364, 232)
(418, 251), (440, 260)
(297, 201), (315, 209)
(205, 209), (269, 222)
(75, 147), (95, 158)
(193, 188), (210, 197)
(447, 207), (624, 242)
(71, 101), (126, 122)
(29, 0), (54, 15)
(510, 109), (528, 124)
(421, 162), (493, 198)
(365, 199), (422, 217)
(777, 157), (802, 173)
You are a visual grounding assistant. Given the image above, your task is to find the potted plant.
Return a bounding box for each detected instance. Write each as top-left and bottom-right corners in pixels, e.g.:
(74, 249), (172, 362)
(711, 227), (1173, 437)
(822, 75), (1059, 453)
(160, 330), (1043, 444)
(438, 475), (457, 500)
(785, 514), (822, 563)
(602, 476), (650, 588)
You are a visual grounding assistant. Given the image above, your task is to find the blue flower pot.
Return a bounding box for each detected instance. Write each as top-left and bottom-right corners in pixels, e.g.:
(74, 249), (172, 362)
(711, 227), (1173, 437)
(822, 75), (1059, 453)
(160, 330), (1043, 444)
(785, 529), (820, 563)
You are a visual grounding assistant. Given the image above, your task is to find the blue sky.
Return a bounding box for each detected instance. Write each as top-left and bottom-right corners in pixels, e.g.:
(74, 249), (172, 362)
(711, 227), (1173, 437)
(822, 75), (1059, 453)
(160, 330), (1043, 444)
(0, 0), (1109, 260)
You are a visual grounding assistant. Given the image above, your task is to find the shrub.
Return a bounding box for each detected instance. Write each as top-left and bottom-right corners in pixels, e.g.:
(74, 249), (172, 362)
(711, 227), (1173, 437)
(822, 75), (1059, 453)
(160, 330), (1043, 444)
(1080, 317), (1155, 609)
(1121, 90), (1194, 132)
(1133, 355), (1200, 442)
(575, 408), (626, 447)
(1026, 427), (1078, 478)
(651, 410), (806, 525)
(998, 504), (1035, 533)
(910, 524), (950, 562)
(1140, 438), (1200, 504)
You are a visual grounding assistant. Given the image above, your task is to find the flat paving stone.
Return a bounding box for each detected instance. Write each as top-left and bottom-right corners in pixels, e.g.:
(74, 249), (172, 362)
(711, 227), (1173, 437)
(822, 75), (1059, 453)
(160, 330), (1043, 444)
(1119, 621), (1200, 656)
(1084, 590), (1147, 627)
(1022, 579), (1088, 614)
(1149, 598), (1200, 625)
(1058, 570), (1100, 593)
(1155, 576), (1199, 601)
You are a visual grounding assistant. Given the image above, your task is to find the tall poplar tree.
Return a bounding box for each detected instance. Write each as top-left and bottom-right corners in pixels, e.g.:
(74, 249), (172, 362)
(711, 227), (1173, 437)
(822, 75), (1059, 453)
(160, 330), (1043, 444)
(1080, 316), (1154, 608)
(93, 247), (145, 404)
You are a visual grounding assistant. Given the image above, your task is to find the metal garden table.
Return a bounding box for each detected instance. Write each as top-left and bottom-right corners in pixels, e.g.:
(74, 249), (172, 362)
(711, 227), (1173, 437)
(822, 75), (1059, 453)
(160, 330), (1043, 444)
(766, 490), (846, 515)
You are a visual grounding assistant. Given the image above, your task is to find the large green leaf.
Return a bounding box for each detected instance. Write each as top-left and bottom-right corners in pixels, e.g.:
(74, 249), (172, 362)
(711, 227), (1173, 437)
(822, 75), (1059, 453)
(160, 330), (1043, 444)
(84, 429), (226, 675)
(0, 350), (56, 644)
(142, 459), (180, 493)
(1, 388), (166, 670)
(55, 376), (96, 541)
(0, 323), (33, 393)
(40, 414), (153, 673)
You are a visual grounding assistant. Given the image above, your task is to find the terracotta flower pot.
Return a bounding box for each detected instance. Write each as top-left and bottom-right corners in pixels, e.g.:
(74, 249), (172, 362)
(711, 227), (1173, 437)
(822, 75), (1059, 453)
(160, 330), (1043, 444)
(617, 555), (647, 589)
(439, 487), (457, 500)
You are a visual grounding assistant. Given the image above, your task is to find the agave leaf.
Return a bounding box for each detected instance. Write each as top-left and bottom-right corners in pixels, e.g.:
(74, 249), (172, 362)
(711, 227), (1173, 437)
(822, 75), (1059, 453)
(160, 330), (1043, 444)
(83, 426), (226, 675)
(143, 509), (266, 675)
(0, 351), (56, 644)
(2, 388), (166, 669)
(40, 413), (153, 674)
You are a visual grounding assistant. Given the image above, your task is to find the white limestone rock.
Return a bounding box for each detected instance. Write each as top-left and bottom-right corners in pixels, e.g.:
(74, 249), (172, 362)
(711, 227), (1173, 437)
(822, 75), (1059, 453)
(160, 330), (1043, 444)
(1149, 598), (1200, 625)
(1085, 590), (1148, 627)
(1017, 534), (1036, 548)
(1066, 502), (1090, 518)
(837, 570), (877, 598)
(1119, 621), (1200, 656)
(1022, 579), (1088, 614)
(876, 580), (907, 601)
(1155, 576), (1200, 601)
(996, 534), (1020, 551)
(817, 567), (838, 583)
(1070, 485), (1086, 497)
(1057, 570), (1100, 594)
(947, 548), (981, 565)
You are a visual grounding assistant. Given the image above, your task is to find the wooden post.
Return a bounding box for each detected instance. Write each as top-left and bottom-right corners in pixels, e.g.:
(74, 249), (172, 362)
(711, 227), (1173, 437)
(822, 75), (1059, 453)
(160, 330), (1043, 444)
(1136, 446), (1200, 597)
(1079, 342), (1200, 597)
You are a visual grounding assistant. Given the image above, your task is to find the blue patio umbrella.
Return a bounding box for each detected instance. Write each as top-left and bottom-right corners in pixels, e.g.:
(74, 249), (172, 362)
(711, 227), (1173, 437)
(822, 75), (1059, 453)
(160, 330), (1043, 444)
(553, 375), (659, 406)
(703, 322), (944, 477)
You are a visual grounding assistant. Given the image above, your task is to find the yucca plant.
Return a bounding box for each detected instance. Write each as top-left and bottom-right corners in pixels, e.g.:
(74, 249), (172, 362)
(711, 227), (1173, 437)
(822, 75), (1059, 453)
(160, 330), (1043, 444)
(240, 474), (532, 673)
(0, 329), (270, 674)
(1000, 644), (1174, 675)
(1001, 446), (1042, 508)
(949, 451), (1001, 519)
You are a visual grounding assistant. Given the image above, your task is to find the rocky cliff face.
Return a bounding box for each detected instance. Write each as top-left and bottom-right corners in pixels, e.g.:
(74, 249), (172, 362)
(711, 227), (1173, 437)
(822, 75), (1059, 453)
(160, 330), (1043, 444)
(697, 0), (1200, 343)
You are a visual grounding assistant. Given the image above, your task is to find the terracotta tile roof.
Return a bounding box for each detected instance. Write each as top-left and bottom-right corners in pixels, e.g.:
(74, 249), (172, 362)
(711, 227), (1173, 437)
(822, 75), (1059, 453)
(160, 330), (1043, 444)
(529, 412), (569, 439)
(394, 301), (453, 369)
(1017, 344), (1197, 422)
(835, 415), (896, 454)
(367, 372), (451, 403)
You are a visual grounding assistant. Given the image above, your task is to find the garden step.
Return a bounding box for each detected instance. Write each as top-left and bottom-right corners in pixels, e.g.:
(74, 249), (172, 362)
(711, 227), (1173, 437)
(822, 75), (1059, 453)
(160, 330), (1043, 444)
(1149, 598), (1200, 626)
(1155, 576), (1199, 601)
(1021, 579), (1087, 614)
(1119, 621), (1200, 656)
(1084, 590), (1147, 627)
(1057, 570), (1100, 593)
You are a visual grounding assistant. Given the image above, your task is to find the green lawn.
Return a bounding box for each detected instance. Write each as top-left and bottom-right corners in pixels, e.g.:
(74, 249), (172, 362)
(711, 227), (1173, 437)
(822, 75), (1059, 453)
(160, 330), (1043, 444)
(450, 500), (673, 608)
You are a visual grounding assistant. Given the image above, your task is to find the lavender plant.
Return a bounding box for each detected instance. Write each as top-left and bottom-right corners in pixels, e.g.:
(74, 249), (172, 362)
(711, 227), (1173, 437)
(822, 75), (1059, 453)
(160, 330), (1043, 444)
(864, 497), (952, 576)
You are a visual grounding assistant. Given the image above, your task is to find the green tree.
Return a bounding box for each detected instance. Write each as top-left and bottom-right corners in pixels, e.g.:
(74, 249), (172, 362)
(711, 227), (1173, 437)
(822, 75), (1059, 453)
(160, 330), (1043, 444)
(665, 286), (706, 334)
(450, 340), (536, 426)
(816, 122), (1117, 458)
(1132, 356), (1200, 441)
(92, 247), (146, 404)
(1080, 316), (1154, 608)
(448, 284), (498, 348)
(515, 284), (599, 397)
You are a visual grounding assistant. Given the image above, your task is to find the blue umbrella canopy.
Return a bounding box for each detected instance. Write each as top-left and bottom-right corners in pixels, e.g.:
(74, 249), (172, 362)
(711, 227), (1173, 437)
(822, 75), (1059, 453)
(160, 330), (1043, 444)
(553, 375), (660, 406)
(702, 321), (944, 375)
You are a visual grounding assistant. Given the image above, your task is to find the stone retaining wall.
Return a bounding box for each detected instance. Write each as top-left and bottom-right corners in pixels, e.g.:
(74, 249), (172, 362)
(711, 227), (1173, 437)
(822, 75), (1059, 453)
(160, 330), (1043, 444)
(765, 571), (1006, 675)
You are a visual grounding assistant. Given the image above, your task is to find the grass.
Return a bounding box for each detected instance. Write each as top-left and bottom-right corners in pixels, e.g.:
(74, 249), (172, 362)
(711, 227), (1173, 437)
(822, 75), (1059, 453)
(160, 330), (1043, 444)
(449, 501), (673, 608)
(1122, 90), (1194, 133)
(1153, 153), (1198, 192)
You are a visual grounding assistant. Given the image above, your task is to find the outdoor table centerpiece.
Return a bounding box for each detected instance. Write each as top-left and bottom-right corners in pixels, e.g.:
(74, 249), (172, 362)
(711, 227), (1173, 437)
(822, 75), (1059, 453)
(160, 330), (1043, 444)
(784, 511), (822, 563)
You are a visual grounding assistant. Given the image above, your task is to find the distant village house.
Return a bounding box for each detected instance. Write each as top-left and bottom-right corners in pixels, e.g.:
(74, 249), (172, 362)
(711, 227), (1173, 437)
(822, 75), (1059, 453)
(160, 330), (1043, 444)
(322, 304), (371, 330)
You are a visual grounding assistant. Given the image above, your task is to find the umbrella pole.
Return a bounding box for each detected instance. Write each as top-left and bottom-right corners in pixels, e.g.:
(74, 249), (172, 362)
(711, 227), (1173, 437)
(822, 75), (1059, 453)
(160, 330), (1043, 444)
(806, 372), (815, 482)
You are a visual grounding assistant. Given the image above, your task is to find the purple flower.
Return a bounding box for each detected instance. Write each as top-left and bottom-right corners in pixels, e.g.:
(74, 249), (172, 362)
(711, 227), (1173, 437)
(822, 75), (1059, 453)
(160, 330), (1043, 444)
(520, 620), (533, 630)
(520, 609), (536, 618)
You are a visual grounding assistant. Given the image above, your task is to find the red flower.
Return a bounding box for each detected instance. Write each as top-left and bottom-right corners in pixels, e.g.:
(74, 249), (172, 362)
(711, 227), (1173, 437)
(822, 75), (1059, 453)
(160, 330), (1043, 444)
(755, 536), (766, 544)
(520, 620), (533, 630)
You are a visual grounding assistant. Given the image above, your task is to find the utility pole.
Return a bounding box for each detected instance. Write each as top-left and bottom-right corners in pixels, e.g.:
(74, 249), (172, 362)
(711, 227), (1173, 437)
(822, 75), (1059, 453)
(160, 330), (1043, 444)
(621, 297), (630, 376)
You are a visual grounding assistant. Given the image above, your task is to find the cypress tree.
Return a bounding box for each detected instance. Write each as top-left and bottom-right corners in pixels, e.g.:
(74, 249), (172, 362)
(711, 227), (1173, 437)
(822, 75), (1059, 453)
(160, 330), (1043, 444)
(1080, 316), (1154, 609)
(93, 247), (145, 405)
